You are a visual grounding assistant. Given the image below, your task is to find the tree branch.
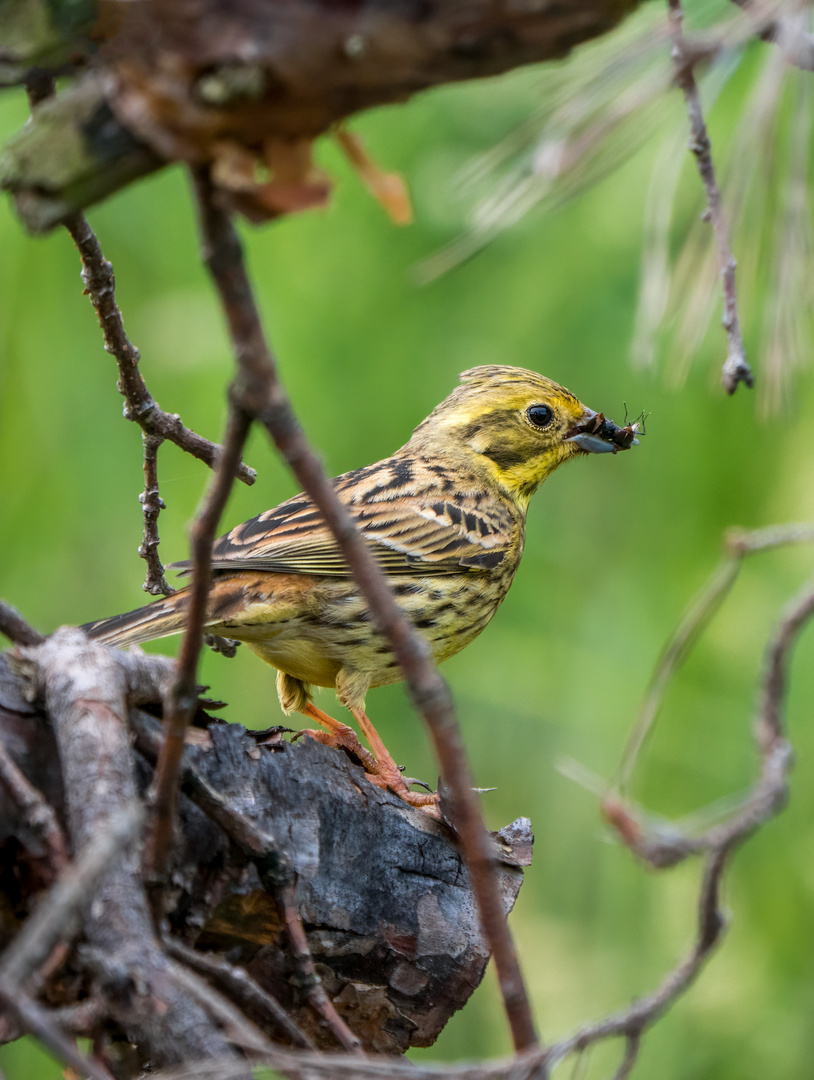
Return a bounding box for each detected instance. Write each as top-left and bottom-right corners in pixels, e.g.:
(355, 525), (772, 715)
(64, 213), (256, 484)
(0, 1), (642, 230)
(668, 0), (753, 394)
(143, 405), (252, 896)
(191, 167), (539, 1054)
(139, 433), (177, 597)
(16, 628), (243, 1070)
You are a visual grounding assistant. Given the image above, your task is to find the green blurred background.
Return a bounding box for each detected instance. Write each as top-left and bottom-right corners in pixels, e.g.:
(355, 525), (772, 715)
(2, 22), (814, 1080)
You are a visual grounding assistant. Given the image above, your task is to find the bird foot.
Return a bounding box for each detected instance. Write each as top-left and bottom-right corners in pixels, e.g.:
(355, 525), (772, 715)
(297, 726), (381, 774)
(363, 766), (441, 816)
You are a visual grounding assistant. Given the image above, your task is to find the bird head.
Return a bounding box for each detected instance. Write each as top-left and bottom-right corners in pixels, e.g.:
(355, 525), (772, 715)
(409, 365), (637, 506)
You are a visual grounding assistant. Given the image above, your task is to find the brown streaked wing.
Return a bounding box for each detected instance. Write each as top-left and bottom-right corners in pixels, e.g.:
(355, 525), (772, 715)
(171, 490), (517, 578)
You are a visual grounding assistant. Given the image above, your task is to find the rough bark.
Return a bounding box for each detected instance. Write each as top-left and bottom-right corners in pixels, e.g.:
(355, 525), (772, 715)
(0, 0), (643, 231)
(0, 644), (532, 1063)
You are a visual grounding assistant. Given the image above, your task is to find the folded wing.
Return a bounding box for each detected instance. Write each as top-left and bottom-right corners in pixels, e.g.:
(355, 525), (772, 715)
(173, 476), (518, 579)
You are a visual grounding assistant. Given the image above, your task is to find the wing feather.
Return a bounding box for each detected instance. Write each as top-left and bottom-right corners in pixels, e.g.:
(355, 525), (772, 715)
(172, 461), (520, 579)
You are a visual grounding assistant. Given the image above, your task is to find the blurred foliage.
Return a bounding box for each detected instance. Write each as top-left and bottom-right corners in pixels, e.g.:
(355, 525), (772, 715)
(2, 11), (814, 1078)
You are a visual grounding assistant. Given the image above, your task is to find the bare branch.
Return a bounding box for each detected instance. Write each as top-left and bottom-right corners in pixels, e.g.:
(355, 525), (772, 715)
(0, 984), (114, 1080)
(143, 405), (252, 897)
(278, 879), (364, 1055)
(164, 937), (315, 1051)
(0, 806), (142, 990)
(63, 212), (257, 485)
(0, 601), (45, 647)
(139, 433), (177, 596)
(0, 739), (67, 878)
(668, 0), (754, 393)
(191, 167), (539, 1054)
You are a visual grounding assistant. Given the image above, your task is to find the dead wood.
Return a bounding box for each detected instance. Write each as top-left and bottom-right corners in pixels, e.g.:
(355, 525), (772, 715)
(0, 643), (532, 1066)
(0, 0), (643, 231)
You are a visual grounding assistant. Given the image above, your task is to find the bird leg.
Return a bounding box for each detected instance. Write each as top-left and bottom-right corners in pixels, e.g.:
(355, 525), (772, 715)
(298, 703), (439, 813)
(349, 706), (440, 812)
(297, 702), (381, 774)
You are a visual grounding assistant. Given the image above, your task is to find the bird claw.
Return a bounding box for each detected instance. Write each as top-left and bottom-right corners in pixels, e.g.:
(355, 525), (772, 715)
(401, 776), (434, 792)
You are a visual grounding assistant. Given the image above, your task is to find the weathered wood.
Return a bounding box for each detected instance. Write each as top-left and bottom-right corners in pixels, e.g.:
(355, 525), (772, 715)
(0, 647), (532, 1058)
(0, 0), (643, 231)
(0, 0), (96, 86)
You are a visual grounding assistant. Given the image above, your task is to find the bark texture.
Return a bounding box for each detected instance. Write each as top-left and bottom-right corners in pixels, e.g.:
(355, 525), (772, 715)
(0, 0), (643, 230)
(0, 645), (532, 1061)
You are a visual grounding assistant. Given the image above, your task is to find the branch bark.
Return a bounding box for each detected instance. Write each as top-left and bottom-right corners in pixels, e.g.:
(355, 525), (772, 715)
(0, 648), (533, 1062)
(0, 0), (643, 231)
(192, 169), (539, 1052)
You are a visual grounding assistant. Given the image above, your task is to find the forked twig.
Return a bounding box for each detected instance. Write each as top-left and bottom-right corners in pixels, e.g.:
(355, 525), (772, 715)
(61, 211), (256, 598)
(191, 167), (539, 1054)
(668, 0), (754, 393)
(64, 214), (256, 488)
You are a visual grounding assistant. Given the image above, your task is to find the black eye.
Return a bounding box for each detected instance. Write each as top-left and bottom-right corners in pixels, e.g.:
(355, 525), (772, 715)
(527, 404), (554, 428)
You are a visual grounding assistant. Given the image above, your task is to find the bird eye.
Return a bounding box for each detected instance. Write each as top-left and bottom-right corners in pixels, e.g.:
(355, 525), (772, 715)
(527, 404), (554, 428)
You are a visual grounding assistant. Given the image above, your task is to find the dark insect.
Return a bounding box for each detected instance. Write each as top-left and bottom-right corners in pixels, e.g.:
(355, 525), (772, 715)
(579, 411), (640, 452)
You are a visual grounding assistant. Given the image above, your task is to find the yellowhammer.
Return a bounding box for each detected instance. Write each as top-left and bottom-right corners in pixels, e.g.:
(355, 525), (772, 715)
(86, 365), (637, 807)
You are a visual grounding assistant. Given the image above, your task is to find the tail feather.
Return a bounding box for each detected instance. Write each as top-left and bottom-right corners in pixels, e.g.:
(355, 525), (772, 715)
(83, 592), (191, 648)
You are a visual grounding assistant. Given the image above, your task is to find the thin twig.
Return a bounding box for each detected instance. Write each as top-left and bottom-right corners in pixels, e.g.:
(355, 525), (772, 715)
(0, 601), (45, 647)
(0, 983), (114, 1080)
(668, 0), (754, 393)
(191, 166), (539, 1055)
(132, 710), (357, 1054)
(164, 937), (315, 1050)
(0, 739), (68, 877)
(63, 214), (257, 486)
(0, 805), (142, 991)
(615, 523), (814, 790)
(143, 405), (252, 898)
(278, 880), (363, 1055)
(139, 433), (177, 596)
(758, 573), (814, 747)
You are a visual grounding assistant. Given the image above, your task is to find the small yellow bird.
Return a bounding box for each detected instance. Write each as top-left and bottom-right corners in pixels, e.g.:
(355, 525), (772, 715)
(86, 366), (636, 806)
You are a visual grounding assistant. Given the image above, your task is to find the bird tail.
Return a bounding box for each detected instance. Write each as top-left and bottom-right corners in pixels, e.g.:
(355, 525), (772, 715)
(83, 591), (192, 648)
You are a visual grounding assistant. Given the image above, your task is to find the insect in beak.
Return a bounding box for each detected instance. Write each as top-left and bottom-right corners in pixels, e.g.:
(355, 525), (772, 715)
(565, 410), (640, 455)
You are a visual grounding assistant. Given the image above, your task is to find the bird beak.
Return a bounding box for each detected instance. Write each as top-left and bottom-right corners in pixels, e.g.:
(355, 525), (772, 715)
(565, 409), (639, 455)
